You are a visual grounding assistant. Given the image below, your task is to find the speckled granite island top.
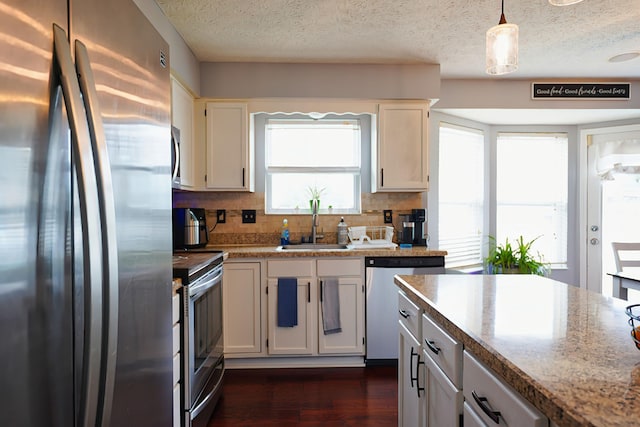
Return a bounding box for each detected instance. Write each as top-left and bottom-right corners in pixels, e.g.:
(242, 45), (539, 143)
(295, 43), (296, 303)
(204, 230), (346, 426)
(205, 245), (447, 259)
(394, 274), (640, 427)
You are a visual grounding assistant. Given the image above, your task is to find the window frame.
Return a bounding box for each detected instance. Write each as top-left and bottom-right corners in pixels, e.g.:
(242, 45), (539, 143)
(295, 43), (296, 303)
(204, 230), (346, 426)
(264, 117), (363, 215)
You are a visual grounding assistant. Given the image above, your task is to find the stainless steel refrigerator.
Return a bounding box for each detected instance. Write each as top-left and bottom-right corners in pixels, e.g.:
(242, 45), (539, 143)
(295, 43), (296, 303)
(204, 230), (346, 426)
(0, 0), (173, 426)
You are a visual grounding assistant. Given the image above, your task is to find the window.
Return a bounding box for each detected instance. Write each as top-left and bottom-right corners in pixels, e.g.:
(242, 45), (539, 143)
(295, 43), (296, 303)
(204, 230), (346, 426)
(438, 123), (485, 268)
(265, 119), (361, 214)
(496, 132), (568, 267)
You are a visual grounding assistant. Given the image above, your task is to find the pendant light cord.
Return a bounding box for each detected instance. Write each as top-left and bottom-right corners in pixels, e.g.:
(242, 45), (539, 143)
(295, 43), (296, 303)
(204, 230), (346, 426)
(499, 0), (507, 24)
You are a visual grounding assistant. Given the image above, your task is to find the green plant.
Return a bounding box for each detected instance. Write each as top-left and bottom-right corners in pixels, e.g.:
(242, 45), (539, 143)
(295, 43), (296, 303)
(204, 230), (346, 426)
(307, 185), (325, 200)
(484, 235), (549, 276)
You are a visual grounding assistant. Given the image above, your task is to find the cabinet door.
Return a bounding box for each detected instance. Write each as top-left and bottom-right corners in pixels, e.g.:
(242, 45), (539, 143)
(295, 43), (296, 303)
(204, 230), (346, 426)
(422, 351), (463, 427)
(267, 278), (315, 355)
(317, 276), (364, 355)
(223, 262), (261, 354)
(205, 102), (251, 191)
(399, 321), (422, 427)
(171, 76), (195, 187)
(375, 103), (429, 192)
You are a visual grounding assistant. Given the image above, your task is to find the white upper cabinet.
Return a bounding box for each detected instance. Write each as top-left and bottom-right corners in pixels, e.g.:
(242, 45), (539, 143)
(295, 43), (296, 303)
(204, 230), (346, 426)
(205, 102), (254, 191)
(170, 76), (195, 188)
(373, 102), (429, 192)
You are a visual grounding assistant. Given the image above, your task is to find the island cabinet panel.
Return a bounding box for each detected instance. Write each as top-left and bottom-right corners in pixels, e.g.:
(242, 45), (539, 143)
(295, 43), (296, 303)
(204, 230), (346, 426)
(463, 351), (547, 427)
(399, 319), (422, 427)
(422, 313), (463, 388)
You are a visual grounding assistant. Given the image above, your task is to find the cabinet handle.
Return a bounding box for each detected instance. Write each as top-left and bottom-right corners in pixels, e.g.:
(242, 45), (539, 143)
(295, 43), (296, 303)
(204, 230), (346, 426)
(242, 167), (245, 187)
(410, 347), (419, 388)
(320, 280), (323, 302)
(472, 390), (501, 424)
(381, 168), (384, 187)
(416, 357), (425, 398)
(398, 309), (410, 319)
(425, 339), (441, 355)
(307, 282), (310, 303)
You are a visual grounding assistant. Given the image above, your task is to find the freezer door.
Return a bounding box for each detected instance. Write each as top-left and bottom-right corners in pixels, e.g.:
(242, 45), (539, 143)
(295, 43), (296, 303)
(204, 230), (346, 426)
(0, 1), (76, 427)
(70, 0), (173, 425)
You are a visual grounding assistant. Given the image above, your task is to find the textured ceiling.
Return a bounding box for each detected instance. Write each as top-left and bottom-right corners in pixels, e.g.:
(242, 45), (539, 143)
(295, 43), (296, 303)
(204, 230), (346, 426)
(156, 0), (640, 79)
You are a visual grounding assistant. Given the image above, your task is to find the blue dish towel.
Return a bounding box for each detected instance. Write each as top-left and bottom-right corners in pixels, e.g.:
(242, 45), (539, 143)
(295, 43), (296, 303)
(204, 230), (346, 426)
(321, 278), (342, 335)
(277, 277), (298, 327)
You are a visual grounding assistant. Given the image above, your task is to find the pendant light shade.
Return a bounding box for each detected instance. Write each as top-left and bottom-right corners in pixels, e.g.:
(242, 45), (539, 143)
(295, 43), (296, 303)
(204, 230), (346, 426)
(549, 0), (584, 5)
(486, 1), (518, 75)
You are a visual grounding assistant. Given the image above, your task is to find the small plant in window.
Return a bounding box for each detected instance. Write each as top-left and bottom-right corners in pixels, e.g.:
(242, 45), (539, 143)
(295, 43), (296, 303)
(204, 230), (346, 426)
(308, 185), (325, 211)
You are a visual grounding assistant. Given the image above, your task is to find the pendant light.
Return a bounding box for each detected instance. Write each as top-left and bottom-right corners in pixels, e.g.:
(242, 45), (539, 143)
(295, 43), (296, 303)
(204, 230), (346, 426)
(549, 0), (584, 5)
(486, 0), (518, 75)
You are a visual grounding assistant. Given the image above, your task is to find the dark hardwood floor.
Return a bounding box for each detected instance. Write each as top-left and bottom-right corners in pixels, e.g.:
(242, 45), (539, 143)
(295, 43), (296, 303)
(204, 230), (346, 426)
(208, 365), (398, 426)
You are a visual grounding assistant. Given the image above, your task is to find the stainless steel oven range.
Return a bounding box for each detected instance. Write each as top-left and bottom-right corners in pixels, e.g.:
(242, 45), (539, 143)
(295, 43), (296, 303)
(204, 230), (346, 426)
(173, 251), (224, 427)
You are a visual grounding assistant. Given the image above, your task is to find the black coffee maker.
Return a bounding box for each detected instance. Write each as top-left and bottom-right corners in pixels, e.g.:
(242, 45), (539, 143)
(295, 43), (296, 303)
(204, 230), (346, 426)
(412, 208), (427, 246)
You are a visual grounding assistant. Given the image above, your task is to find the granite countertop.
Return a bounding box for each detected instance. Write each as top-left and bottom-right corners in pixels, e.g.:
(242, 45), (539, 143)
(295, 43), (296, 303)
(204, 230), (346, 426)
(394, 274), (640, 427)
(201, 244), (447, 259)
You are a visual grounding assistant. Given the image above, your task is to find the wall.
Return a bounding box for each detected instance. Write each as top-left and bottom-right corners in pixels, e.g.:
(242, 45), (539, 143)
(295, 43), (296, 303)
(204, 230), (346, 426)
(199, 62), (440, 100)
(133, 0), (201, 94)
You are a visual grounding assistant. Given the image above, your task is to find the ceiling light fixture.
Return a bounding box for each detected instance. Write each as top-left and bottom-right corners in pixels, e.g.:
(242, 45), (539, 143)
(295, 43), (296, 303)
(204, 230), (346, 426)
(486, 0), (518, 75)
(549, 0), (584, 5)
(608, 51), (640, 63)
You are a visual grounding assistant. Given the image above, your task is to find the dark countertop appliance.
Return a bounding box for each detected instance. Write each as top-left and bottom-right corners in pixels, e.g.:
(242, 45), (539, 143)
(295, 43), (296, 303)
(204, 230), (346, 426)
(173, 208), (209, 250)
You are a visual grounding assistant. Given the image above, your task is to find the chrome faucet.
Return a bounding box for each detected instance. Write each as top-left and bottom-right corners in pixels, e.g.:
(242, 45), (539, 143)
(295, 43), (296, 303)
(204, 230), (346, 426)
(311, 199), (324, 243)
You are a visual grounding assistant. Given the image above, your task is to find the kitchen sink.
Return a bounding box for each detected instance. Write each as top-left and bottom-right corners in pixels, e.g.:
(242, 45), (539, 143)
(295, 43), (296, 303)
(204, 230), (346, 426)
(278, 243), (350, 251)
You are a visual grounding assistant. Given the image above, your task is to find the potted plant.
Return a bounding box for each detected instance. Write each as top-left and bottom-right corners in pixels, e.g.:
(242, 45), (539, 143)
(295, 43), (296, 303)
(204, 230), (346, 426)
(484, 235), (549, 276)
(308, 185), (325, 211)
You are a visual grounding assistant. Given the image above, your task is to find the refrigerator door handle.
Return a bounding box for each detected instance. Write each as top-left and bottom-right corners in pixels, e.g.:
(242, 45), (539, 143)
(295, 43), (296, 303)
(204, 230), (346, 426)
(74, 39), (120, 427)
(53, 24), (104, 427)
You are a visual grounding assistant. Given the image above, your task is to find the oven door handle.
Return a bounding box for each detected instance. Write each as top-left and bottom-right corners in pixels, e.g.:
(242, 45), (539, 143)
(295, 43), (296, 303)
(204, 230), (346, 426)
(189, 266), (223, 298)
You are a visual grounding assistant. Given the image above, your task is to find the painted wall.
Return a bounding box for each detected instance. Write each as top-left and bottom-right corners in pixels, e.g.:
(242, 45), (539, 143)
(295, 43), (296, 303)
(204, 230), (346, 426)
(199, 62), (440, 100)
(133, 0), (200, 94)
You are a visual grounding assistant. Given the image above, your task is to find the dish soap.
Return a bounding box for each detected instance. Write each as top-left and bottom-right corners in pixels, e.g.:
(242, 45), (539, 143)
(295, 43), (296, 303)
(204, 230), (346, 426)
(280, 219), (290, 245)
(337, 217), (349, 245)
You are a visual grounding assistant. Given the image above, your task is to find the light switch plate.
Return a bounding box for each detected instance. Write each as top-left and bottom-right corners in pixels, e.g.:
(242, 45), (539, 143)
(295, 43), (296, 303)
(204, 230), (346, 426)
(383, 210), (393, 224)
(217, 209), (226, 224)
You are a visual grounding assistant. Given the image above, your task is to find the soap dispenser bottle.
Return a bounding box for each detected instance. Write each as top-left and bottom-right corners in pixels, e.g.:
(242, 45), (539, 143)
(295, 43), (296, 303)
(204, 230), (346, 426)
(280, 219), (290, 245)
(337, 217), (349, 245)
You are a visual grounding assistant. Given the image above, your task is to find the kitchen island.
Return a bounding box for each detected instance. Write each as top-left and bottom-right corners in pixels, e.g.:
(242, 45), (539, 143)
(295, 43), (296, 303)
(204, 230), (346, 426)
(394, 274), (640, 427)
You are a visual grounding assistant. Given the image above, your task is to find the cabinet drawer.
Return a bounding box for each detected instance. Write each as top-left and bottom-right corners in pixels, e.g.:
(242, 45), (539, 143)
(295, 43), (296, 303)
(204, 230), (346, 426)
(173, 383), (181, 427)
(317, 258), (361, 276)
(172, 324), (180, 356)
(173, 353), (180, 386)
(463, 402), (488, 427)
(422, 313), (462, 388)
(463, 351), (547, 427)
(268, 259), (314, 277)
(172, 293), (180, 326)
(398, 291), (421, 338)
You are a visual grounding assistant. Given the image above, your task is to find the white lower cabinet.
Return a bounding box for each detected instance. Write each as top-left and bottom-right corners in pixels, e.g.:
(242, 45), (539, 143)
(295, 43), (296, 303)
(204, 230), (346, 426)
(463, 350), (548, 427)
(267, 276), (315, 355)
(463, 402), (487, 427)
(398, 291), (423, 427)
(422, 350), (463, 426)
(223, 262), (262, 354)
(399, 321), (422, 427)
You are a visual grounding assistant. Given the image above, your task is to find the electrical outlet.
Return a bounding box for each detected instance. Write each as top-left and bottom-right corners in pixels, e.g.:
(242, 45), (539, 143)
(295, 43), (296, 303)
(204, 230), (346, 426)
(217, 209), (226, 224)
(383, 210), (393, 224)
(242, 209), (256, 224)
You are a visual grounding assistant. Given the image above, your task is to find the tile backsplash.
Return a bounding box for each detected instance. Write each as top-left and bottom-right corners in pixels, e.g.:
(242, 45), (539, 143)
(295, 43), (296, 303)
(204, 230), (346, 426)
(173, 191), (425, 245)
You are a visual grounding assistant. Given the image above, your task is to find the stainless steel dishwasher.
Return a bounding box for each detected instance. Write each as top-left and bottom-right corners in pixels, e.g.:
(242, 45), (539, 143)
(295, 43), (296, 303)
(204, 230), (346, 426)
(365, 256), (445, 364)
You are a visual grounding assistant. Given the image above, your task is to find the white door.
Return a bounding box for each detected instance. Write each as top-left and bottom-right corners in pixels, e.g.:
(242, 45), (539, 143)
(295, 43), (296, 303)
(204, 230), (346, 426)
(586, 125), (640, 300)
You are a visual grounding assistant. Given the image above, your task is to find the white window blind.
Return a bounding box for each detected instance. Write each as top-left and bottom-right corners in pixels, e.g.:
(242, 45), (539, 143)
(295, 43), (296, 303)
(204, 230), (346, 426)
(265, 119), (361, 214)
(438, 123), (485, 268)
(496, 132), (568, 266)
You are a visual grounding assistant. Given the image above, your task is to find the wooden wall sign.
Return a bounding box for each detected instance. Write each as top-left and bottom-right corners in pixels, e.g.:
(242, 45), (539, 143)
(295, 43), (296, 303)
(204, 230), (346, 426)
(532, 83), (630, 100)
